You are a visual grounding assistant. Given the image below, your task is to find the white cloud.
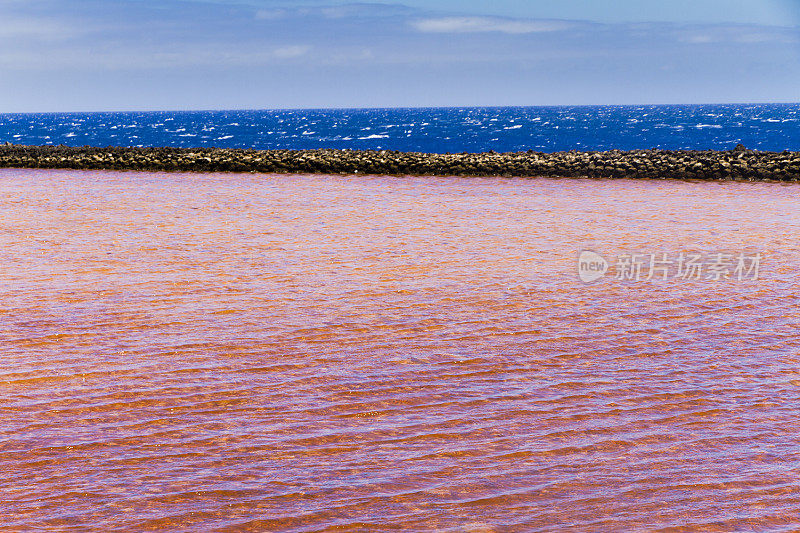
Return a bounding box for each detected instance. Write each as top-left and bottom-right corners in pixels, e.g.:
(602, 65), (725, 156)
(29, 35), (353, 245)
(0, 44), (313, 70)
(677, 27), (799, 45)
(256, 4), (413, 21)
(319, 4), (414, 19)
(412, 16), (571, 34)
(321, 47), (375, 65)
(736, 32), (794, 44)
(272, 45), (311, 59)
(684, 34), (715, 44)
(0, 17), (80, 41)
(255, 9), (289, 21)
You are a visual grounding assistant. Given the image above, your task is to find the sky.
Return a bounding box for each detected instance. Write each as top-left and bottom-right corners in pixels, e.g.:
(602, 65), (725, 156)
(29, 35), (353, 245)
(1, 0), (799, 112)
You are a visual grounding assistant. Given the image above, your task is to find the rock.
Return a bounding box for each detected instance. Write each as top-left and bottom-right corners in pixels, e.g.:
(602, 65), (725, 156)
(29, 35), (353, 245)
(733, 143), (748, 152)
(0, 144), (797, 181)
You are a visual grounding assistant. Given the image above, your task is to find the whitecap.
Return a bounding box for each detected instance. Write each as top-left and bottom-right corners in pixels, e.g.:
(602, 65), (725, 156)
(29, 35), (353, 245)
(695, 124), (723, 129)
(504, 125), (523, 130)
(358, 134), (389, 139)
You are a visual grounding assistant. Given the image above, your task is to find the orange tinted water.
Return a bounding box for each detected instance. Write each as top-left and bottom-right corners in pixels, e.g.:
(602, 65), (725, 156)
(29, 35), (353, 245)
(1, 168), (800, 531)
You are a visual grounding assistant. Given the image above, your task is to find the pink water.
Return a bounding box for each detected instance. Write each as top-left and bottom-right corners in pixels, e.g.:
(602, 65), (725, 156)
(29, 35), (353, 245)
(2, 168), (800, 531)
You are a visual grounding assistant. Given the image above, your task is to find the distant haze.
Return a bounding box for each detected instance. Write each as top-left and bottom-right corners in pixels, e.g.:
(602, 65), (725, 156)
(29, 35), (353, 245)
(1, 0), (798, 112)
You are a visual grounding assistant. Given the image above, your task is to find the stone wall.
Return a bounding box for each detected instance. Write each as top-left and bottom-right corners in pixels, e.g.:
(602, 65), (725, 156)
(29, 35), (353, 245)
(1, 144), (798, 181)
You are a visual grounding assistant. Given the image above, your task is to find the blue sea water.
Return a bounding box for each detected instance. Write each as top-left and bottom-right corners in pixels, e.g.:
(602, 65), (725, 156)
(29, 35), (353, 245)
(1, 104), (798, 153)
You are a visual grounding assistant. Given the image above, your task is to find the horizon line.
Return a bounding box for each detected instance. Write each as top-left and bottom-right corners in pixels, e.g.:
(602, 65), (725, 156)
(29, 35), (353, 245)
(2, 101), (799, 115)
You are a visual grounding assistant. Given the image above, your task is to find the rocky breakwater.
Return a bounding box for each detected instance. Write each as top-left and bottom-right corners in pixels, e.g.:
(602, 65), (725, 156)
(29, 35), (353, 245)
(0, 144), (798, 181)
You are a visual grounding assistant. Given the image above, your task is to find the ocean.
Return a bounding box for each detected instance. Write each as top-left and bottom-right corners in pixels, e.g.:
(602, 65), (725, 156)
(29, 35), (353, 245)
(1, 103), (799, 153)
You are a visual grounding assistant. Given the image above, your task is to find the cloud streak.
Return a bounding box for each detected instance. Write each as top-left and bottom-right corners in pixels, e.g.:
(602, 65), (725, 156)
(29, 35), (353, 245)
(676, 26), (799, 45)
(0, 16), (81, 41)
(412, 16), (572, 34)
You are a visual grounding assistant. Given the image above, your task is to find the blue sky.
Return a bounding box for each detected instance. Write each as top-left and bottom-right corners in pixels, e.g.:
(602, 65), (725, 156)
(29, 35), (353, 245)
(1, 0), (799, 112)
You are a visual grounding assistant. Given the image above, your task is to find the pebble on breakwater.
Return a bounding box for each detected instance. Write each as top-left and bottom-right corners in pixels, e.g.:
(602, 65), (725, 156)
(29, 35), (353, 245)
(0, 144), (798, 181)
